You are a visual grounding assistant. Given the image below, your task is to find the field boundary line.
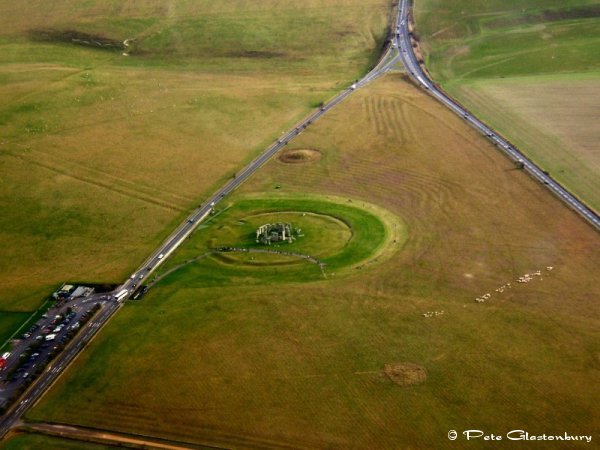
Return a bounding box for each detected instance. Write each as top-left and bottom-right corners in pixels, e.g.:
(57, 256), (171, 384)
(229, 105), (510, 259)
(19, 421), (214, 449)
(0, 300), (51, 351)
(7, 151), (186, 212)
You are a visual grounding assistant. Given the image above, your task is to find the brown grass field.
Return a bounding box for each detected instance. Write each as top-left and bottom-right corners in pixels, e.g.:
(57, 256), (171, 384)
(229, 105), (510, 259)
(27, 74), (600, 448)
(0, 0), (391, 312)
(446, 74), (600, 212)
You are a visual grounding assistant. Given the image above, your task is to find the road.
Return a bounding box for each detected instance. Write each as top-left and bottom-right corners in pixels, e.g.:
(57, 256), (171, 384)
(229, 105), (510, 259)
(2, 0), (598, 441)
(394, 0), (599, 230)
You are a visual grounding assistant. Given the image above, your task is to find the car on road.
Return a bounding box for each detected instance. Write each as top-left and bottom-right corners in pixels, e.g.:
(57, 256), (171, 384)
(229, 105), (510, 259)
(158, 254), (164, 260)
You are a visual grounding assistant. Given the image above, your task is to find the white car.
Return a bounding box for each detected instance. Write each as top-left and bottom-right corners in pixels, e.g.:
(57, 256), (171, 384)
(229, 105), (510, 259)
(157, 254), (164, 260)
(2, 352), (10, 359)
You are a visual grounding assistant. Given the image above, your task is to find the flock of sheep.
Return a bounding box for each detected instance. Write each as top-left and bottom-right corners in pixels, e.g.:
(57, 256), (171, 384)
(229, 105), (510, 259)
(475, 266), (554, 303)
(422, 310), (445, 318)
(421, 266), (555, 318)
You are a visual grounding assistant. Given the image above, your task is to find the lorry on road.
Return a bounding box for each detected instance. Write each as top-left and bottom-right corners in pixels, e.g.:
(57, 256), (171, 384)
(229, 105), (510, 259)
(114, 289), (129, 302)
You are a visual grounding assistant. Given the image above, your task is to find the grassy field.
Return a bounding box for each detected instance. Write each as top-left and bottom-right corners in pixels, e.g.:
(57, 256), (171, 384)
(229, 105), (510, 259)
(27, 74), (600, 448)
(447, 73), (600, 211)
(0, 0), (391, 316)
(0, 312), (30, 350)
(414, 0), (600, 81)
(413, 0), (600, 211)
(0, 433), (114, 450)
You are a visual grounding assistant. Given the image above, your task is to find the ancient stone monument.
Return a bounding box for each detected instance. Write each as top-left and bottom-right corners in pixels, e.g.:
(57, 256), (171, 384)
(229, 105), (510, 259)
(256, 223), (299, 245)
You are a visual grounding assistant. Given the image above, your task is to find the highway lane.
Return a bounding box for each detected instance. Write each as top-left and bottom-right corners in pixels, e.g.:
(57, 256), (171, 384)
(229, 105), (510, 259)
(395, 0), (599, 231)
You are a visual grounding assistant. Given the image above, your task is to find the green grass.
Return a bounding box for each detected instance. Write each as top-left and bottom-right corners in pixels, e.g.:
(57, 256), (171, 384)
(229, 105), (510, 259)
(0, 434), (114, 450)
(26, 76), (600, 448)
(0, 0), (392, 311)
(0, 312), (30, 349)
(153, 196), (404, 287)
(0, 1), (391, 75)
(415, 0), (600, 80)
(413, 0), (600, 211)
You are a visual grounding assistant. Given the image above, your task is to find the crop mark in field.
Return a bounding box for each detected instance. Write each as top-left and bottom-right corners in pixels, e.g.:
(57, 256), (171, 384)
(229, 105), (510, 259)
(362, 95), (416, 143)
(12, 145), (195, 207)
(395, 94), (486, 149)
(6, 151), (186, 212)
(5, 139), (196, 205)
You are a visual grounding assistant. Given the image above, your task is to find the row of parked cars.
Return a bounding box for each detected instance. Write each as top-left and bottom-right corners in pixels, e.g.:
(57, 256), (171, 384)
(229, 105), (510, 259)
(0, 304), (101, 414)
(11, 311), (79, 382)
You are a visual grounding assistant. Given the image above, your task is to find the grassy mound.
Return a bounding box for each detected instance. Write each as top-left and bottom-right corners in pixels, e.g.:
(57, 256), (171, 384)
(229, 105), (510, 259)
(278, 148), (322, 164)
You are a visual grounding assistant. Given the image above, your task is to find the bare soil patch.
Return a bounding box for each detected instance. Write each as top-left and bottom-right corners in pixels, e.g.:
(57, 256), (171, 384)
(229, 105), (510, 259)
(384, 363), (427, 386)
(279, 148), (322, 164)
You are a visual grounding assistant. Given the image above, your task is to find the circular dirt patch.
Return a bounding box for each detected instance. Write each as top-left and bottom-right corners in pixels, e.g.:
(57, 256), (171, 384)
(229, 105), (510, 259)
(384, 363), (427, 386)
(279, 148), (322, 164)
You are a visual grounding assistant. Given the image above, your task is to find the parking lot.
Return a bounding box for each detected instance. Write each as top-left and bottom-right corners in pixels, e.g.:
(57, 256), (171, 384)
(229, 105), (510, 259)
(0, 292), (106, 414)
